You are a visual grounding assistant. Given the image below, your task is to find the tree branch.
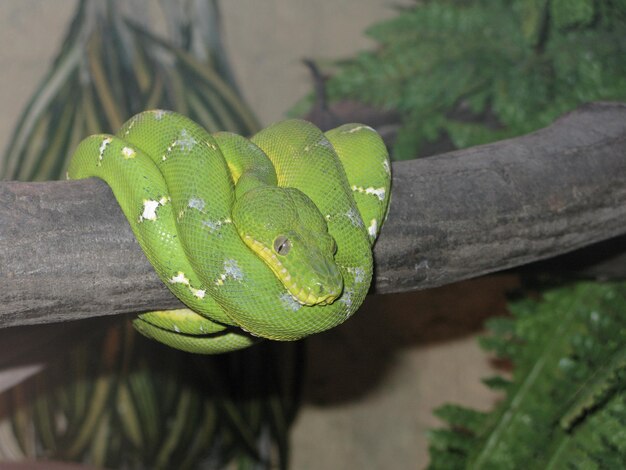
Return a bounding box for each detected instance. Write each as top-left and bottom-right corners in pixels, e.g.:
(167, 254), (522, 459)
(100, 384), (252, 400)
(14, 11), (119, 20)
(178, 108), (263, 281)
(1, 102), (625, 328)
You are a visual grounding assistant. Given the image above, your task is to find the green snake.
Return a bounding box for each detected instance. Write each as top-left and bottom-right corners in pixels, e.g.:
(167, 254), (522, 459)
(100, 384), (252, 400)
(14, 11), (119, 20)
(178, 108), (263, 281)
(68, 110), (391, 354)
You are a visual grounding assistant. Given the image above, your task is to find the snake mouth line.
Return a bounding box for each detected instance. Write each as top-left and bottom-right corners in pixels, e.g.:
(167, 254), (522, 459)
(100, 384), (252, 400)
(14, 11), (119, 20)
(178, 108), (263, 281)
(243, 235), (340, 306)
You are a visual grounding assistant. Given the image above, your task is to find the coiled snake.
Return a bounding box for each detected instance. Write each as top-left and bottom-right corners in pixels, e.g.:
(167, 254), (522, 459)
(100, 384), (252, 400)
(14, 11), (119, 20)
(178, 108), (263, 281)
(68, 110), (391, 353)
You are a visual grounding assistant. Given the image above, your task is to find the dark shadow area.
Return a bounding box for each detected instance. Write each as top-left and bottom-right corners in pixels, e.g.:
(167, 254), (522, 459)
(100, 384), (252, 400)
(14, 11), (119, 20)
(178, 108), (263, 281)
(302, 274), (520, 405)
(0, 316), (120, 373)
(0, 316), (300, 469)
(301, 234), (626, 407)
(518, 233), (626, 281)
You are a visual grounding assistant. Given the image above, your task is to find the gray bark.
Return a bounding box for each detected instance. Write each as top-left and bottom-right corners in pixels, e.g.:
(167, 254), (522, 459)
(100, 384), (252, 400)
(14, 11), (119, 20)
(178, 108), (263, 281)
(1, 101), (625, 328)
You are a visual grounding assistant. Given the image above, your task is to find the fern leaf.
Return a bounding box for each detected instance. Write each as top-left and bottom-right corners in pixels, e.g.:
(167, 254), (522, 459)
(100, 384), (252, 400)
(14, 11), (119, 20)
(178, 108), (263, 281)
(429, 282), (626, 469)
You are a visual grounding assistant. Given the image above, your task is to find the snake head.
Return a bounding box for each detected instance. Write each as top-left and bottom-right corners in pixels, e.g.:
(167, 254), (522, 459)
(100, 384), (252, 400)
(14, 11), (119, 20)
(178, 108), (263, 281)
(232, 187), (343, 306)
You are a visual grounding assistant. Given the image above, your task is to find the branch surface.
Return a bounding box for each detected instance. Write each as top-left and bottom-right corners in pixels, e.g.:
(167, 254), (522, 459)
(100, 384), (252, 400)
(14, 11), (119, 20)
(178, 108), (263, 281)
(1, 102), (625, 328)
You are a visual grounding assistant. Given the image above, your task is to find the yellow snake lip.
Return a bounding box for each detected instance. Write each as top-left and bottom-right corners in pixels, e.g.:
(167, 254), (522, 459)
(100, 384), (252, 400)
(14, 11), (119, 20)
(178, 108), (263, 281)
(243, 235), (341, 306)
(286, 282), (340, 306)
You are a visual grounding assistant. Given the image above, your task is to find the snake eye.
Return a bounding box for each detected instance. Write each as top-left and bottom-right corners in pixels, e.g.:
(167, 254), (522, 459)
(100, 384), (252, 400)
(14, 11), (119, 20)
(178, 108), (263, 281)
(273, 236), (291, 256)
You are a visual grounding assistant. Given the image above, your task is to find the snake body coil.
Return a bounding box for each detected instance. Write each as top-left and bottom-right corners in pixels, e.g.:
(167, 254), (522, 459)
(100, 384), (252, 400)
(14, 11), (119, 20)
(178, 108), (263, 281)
(68, 110), (391, 353)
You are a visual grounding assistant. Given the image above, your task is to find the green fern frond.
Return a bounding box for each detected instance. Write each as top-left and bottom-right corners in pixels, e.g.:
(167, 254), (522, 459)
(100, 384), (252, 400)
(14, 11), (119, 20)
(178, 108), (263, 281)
(429, 282), (626, 469)
(321, 0), (626, 159)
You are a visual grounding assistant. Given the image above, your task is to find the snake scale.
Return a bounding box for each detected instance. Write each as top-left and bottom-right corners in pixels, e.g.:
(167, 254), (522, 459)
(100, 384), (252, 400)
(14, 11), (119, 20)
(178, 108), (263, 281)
(68, 110), (391, 353)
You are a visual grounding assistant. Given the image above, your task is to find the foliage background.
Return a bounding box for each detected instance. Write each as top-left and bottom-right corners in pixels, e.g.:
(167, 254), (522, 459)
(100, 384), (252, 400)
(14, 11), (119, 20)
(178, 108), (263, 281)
(322, 0), (626, 159)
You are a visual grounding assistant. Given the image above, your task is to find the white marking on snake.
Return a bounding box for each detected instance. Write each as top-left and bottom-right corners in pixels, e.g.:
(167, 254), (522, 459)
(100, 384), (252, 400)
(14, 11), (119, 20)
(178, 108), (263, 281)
(169, 272), (205, 298)
(162, 141), (176, 161)
(339, 289), (353, 308)
(347, 266), (366, 284)
(368, 219), (378, 238)
(151, 110), (168, 120)
(173, 325), (180, 333)
(170, 272), (190, 285)
(121, 147), (136, 159)
(352, 185), (386, 201)
(190, 287), (206, 299)
(188, 197), (205, 211)
(345, 125), (376, 134)
(346, 207), (364, 227)
(162, 129), (197, 161)
(224, 259), (243, 280)
(382, 159), (390, 175)
(139, 197), (169, 222)
(215, 259), (244, 285)
(202, 217), (232, 233)
(316, 138), (333, 150)
(280, 292), (302, 312)
(97, 137), (112, 164)
(177, 129), (197, 151)
(122, 117), (138, 136)
(140, 200), (160, 222)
